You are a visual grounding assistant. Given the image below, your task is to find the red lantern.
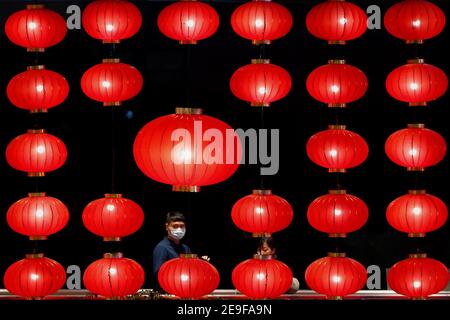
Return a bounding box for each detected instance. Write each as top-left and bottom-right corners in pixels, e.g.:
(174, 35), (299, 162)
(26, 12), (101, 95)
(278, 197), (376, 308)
(307, 190), (368, 237)
(82, 0), (142, 43)
(157, 0), (219, 44)
(384, 0), (446, 44)
(388, 253), (449, 299)
(158, 254), (220, 298)
(306, 0), (367, 44)
(6, 129), (68, 177)
(230, 59), (292, 107)
(305, 253), (367, 300)
(82, 194), (144, 241)
(133, 108), (241, 192)
(387, 190), (447, 237)
(232, 189), (293, 237)
(5, 4), (67, 52)
(83, 253), (145, 299)
(7, 65), (69, 113)
(307, 125), (369, 172)
(386, 59), (448, 106)
(231, 0), (293, 45)
(81, 59), (143, 106)
(4, 254), (66, 299)
(385, 124), (446, 171)
(7, 193), (69, 240)
(307, 60), (368, 108)
(232, 255), (293, 299)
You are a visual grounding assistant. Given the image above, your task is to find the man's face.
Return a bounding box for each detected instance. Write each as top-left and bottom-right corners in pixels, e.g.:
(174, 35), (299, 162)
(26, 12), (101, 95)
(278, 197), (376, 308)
(166, 221), (186, 233)
(260, 243), (275, 255)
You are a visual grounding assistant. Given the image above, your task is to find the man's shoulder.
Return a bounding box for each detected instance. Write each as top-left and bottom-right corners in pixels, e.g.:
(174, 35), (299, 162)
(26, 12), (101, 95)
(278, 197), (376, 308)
(153, 238), (169, 251)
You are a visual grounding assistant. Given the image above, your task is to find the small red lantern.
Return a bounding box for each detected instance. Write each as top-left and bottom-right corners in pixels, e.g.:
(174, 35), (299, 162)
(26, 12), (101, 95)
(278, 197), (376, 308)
(307, 125), (369, 172)
(4, 254), (66, 299)
(305, 253), (367, 300)
(230, 59), (292, 107)
(231, 0), (293, 45)
(386, 59), (448, 106)
(5, 4), (67, 52)
(384, 0), (446, 44)
(385, 124), (446, 171)
(7, 65), (69, 113)
(306, 0), (367, 44)
(388, 253), (449, 299)
(307, 60), (368, 108)
(6, 129), (68, 177)
(307, 190), (368, 237)
(82, 0), (142, 43)
(232, 189), (293, 237)
(81, 59), (143, 106)
(82, 194), (144, 241)
(157, 0), (220, 44)
(232, 255), (293, 299)
(83, 253), (145, 299)
(158, 254), (220, 298)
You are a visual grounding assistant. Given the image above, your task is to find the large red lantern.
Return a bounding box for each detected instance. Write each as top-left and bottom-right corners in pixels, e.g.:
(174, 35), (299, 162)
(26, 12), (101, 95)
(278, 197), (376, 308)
(307, 190), (368, 237)
(388, 254), (449, 299)
(232, 255), (293, 299)
(385, 124), (446, 171)
(307, 60), (368, 108)
(231, 0), (293, 45)
(386, 59), (448, 106)
(7, 66), (69, 113)
(157, 0), (219, 44)
(230, 59), (292, 107)
(6, 129), (68, 177)
(231, 189), (293, 237)
(4, 254), (66, 299)
(384, 0), (446, 44)
(158, 254), (220, 298)
(82, 0), (142, 43)
(81, 59), (143, 106)
(307, 125), (369, 172)
(306, 0), (367, 44)
(133, 108), (241, 192)
(5, 5), (67, 52)
(387, 190), (447, 237)
(83, 253), (145, 299)
(305, 253), (367, 300)
(82, 194), (144, 241)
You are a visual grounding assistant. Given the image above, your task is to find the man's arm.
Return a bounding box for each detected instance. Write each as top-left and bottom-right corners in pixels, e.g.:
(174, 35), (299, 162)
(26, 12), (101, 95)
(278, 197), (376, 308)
(153, 245), (167, 276)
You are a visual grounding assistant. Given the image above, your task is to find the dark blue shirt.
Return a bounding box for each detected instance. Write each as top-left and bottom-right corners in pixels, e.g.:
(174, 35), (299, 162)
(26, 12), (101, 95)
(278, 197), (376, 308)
(152, 237), (191, 276)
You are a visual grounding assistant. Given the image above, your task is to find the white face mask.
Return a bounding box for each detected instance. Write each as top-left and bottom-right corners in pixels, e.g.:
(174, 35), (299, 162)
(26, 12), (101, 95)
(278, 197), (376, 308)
(169, 228), (186, 240)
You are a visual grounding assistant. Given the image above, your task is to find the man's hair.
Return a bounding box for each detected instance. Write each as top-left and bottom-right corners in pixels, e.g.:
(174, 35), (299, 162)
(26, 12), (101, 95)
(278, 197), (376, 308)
(166, 211), (186, 224)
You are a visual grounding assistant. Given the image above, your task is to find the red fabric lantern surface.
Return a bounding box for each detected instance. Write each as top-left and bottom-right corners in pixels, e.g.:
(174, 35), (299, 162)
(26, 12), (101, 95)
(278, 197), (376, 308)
(7, 193), (69, 240)
(7, 65), (69, 113)
(158, 254), (220, 298)
(307, 125), (369, 172)
(306, 0), (367, 44)
(386, 59), (448, 106)
(307, 190), (368, 237)
(388, 254), (449, 299)
(231, 189), (293, 237)
(81, 59), (143, 106)
(134, 108), (241, 192)
(5, 4), (67, 52)
(6, 129), (68, 177)
(83, 253), (145, 299)
(307, 60), (368, 107)
(230, 59), (292, 107)
(384, 0), (446, 44)
(232, 255), (293, 299)
(387, 190), (447, 237)
(82, 194), (144, 241)
(305, 253), (367, 299)
(385, 124), (446, 171)
(157, 0), (219, 44)
(82, 0), (142, 43)
(231, 0), (293, 45)
(4, 254), (66, 299)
